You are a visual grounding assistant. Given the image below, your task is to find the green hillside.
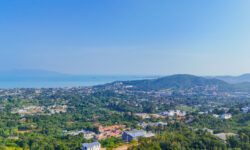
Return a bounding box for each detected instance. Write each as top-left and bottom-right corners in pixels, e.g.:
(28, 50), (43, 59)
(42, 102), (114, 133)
(100, 74), (250, 92)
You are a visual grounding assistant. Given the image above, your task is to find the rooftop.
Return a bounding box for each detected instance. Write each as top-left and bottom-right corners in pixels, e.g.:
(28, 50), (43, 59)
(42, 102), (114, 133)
(125, 129), (145, 138)
(82, 142), (100, 148)
(214, 133), (237, 141)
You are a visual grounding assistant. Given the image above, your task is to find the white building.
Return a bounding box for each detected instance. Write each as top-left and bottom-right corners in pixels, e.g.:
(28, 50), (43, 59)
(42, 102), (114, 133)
(159, 110), (186, 117)
(135, 113), (151, 119)
(138, 122), (148, 128)
(122, 129), (155, 142)
(203, 128), (213, 134)
(214, 133), (238, 143)
(82, 142), (101, 150)
(148, 122), (168, 127)
(67, 130), (95, 139)
(242, 107), (249, 114)
(220, 114), (232, 119)
(198, 112), (205, 115)
(212, 114), (219, 118)
(168, 110), (175, 117)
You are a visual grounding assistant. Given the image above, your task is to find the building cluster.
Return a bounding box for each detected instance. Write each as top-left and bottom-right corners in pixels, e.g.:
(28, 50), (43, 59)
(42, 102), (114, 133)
(82, 142), (101, 150)
(82, 129), (155, 150)
(220, 114), (232, 119)
(122, 129), (155, 142)
(65, 130), (95, 139)
(138, 121), (168, 128)
(11, 106), (44, 114)
(134, 113), (151, 119)
(135, 110), (187, 120)
(212, 113), (232, 119)
(214, 133), (238, 143)
(185, 116), (195, 124)
(158, 110), (186, 117)
(47, 105), (67, 114)
(94, 125), (126, 140)
(11, 105), (67, 115)
(242, 107), (249, 114)
(199, 128), (238, 143)
(216, 106), (249, 119)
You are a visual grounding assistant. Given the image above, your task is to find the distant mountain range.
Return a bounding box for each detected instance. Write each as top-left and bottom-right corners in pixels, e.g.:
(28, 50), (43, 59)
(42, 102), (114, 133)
(1, 69), (250, 84)
(99, 74), (250, 92)
(120, 74), (228, 90)
(1, 69), (250, 90)
(211, 74), (250, 84)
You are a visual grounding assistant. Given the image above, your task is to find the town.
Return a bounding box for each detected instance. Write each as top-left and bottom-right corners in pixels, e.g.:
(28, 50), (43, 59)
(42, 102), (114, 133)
(0, 83), (249, 149)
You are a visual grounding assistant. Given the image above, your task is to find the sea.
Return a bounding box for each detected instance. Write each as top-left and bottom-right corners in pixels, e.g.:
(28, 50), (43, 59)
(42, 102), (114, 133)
(0, 75), (156, 88)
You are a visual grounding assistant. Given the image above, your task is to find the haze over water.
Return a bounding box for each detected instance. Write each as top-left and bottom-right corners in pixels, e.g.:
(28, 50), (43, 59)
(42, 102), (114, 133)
(0, 75), (153, 88)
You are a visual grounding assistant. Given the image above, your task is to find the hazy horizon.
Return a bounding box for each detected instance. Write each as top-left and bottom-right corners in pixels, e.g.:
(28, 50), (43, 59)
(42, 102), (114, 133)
(0, 68), (250, 77)
(1, 0), (250, 75)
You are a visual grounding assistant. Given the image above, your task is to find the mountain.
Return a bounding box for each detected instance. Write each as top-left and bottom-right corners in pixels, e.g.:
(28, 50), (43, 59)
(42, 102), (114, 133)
(212, 74), (250, 83)
(99, 74), (232, 91)
(98, 74), (250, 92)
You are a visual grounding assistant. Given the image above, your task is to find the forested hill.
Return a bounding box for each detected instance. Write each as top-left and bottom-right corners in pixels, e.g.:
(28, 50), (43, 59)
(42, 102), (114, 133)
(213, 73), (250, 83)
(97, 74), (250, 92)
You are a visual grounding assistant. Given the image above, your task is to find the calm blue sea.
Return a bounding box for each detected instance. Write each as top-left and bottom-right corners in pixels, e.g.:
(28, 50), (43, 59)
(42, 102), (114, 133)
(0, 75), (155, 88)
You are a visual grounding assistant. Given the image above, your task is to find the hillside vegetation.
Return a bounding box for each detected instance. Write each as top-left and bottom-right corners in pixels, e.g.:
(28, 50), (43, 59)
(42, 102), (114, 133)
(100, 74), (250, 92)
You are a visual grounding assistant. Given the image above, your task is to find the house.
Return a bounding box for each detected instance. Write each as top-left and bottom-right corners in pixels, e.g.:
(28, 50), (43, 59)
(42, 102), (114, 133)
(138, 122), (148, 128)
(158, 110), (186, 117)
(122, 129), (145, 142)
(135, 113), (151, 119)
(83, 130), (96, 139)
(242, 107), (249, 114)
(67, 130), (95, 139)
(175, 117), (185, 121)
(214, 133), (238, 143)
(198, 112), (205, 115)
(203, 128), (213, 134)
(98, 125), (125, 133)
(150, 114), (165, 118)
(92, 123), (100, 126)
(212, 114), (219, 118)
(185, 116), (195, 123)
(220, 114), (232, 119)
(82, 142), (101, 150)
(148, 122), (168, 127)
(8, 136), (19, 140)
(122, 129), (154, 142)
(168, 110), (186, 117)
(168, 110), (175, 117)
(95, 125), (126, 140)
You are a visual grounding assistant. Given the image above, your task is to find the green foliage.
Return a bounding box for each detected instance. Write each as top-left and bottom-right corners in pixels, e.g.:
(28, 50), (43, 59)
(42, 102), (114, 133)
(130, 125), (249, 150)
(0, 85), (249, 150)
(100, 137), (123, 148)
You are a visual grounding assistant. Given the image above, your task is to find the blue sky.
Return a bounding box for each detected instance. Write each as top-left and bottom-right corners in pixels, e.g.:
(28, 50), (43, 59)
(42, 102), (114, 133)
(0, 0), (250, 75)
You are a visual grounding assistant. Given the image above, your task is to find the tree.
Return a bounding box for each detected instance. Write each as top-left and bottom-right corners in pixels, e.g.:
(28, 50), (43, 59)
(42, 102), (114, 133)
(226, 136), (239, 148)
